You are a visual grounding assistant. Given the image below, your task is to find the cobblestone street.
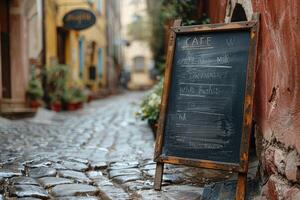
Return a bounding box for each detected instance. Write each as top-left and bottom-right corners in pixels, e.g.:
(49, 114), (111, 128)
(0, 92), (258, 199)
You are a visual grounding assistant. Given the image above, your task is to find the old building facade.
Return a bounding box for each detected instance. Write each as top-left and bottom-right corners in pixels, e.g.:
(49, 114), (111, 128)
(45, 0), (109, 93)
(208, 0), (300, 199)
(0, 0), (43, 115)
(121, 0), (154, 90)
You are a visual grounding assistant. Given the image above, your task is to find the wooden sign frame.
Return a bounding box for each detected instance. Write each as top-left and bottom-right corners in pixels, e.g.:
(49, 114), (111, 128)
(154, 13), (260, 200)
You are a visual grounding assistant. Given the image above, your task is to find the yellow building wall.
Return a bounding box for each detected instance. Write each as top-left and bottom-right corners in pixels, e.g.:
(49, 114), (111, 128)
(55, 0), (107, 91)
(45, 0), (58, 66)
(65, 31), (80, 82)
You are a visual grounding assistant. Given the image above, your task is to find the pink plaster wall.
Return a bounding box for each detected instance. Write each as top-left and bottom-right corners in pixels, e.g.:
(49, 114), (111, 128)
(252, 0), (300, 151)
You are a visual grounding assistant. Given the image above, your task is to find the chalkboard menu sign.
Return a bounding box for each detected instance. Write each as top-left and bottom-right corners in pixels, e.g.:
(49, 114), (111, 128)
(154, 17), (260, 199)
(163, 31), (250, 164)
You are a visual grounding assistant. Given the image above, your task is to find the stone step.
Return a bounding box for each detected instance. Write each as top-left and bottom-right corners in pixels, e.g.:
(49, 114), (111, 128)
(0, 98), (36, 119)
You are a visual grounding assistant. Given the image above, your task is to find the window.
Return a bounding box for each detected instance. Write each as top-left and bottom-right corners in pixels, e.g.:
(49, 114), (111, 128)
(97, 0), (102, 14)
(79, 37), (85, 78)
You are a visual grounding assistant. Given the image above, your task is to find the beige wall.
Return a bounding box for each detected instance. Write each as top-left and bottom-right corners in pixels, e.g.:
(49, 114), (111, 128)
(121, 0), (154, 89)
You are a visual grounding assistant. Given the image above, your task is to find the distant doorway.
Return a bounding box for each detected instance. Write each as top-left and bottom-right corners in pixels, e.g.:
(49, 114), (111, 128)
(57, 27), (68, 64)
(0, 0), (11, 98)
(231, 3), (247, 22)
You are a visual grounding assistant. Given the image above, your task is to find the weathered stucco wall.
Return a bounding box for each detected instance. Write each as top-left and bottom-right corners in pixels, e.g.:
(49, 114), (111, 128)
(252, 0), (300, 152)
(226, 0), (300, 199)
(207, 0), (227, 23)
(252, 0), (300, 199)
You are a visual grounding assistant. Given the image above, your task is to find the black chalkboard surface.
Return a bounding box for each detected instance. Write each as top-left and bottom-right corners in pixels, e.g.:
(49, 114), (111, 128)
(162, 31), (250, 164)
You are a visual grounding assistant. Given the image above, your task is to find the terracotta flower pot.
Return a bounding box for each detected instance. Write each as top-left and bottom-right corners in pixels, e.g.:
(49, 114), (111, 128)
(87, 95), (93, 103)
(50, 102), (62, 112)
(66, 102), (77, 111)
(76, 102), (83, 109)
(29, 100), (40, 109)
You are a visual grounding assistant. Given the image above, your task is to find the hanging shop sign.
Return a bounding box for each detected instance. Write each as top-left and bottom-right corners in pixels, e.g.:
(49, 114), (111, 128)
(63, 9), (96, 31)
(153, 14), (260, 200)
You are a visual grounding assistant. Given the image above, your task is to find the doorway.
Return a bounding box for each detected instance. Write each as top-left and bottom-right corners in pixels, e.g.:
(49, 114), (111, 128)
(231, 3), (247, 22)
(57, 27), (68, 64)
(0, 0), (11, 98)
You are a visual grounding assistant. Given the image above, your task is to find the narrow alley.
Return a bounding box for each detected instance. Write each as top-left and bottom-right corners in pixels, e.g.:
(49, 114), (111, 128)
(0, 92), (216, 199)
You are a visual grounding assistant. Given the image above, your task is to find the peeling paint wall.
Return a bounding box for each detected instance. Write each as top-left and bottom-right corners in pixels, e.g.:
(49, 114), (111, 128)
(252, 0), (300, 198)
(225, 0), (300, 198)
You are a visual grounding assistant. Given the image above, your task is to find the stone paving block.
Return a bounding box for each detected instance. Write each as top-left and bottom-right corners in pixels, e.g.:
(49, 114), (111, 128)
(58, 170), (90, 183)
(10, 177), (39, 186)
(9, 185), (49, 199)
(142, 169), (155, 177)
(87, 171), (103, 179)
(109, 168), (141, 179)
(25, 159), (52, 168)
(112, 174), (142, 184)
(38, 177), (73, 188)
(50, 162), (68, 170)
(59, 161), (89, 172)
(109, 161), (139, 170)
(57, 197), (99, 200)
(0, 168), (22, 178)
(90, 162), (107, 170)
(93, 175), (129, 199)
(98, 185), (129, 200)
(125, 180), (153, 191)
(66, 157), (89, 165)
(50, 184), (99, 197)
(28, 167), (56, 178)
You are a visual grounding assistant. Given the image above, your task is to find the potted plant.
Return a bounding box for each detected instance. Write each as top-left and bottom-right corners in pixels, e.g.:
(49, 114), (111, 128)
(62, 86), (86, 111)
(26, 69), (44, 108)
(49, 92), (62, 112)
(44, 64), (68, 111)
(136, 79), (163, 138)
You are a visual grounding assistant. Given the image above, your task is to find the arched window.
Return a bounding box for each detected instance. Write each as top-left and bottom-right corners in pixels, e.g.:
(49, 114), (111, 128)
(231, 3), (247, 22)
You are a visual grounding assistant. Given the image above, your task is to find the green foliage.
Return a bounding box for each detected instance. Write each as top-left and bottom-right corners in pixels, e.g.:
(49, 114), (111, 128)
(62, 87), (87, 103)
(137, 79), (163, 121)
(127, 16), (151, 41)
(27, 69), (44, 100)
(146, 0), (210, 74)
(44, 64), (68, 103)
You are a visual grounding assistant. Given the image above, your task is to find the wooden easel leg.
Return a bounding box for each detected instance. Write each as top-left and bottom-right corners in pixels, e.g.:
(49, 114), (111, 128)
(154, 163), (164, 190)
(235, 172), (247, 200)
